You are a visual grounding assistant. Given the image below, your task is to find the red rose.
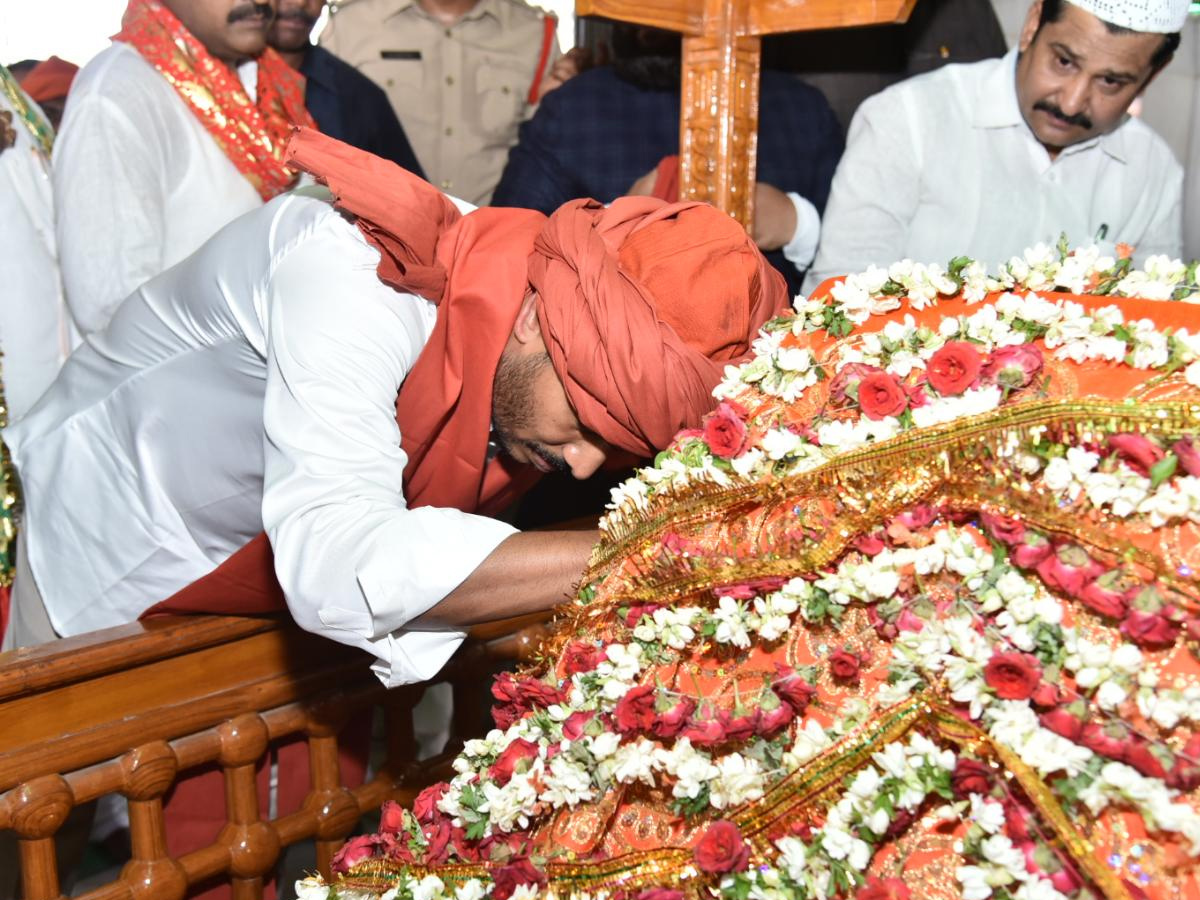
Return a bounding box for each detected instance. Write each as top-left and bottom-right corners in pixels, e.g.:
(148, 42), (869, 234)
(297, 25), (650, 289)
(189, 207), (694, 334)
(1039, 704), (1086, 742)
(980, 511), (1026, 546)
(515, 676), (567, 709)
(756, 702), (797, 738)
(983, 651), (1042, 700)
(1120, 609), (1180, 648)
(1080, 722), (1128, 759)
(693, 820), (752, 874)
(1004, 801), (1034, 841)
(680, 717), (727, 747)
(331, 834), (381, 875)
(562, 710), (594, 741)
(868, 606), (899, 640)
(491, 858), (547, 900)
(378, 799), (406, 835)
(856, 876), (912, 900)
(1108, 433), (1165, 477)
(423, 819), (453, 865)
(951, 758), (993, 798)
(896, 608), (925, 633)
(884, 807), (918, 839)
(927, 341), (983, 396)
(1080, 574), (1130, 619)
(704, 402), (750, 458)
(1174, 437), (1200, 477)
(412, 782), (448, 825)
(853, 532), (887, 556)
(981, 344), (1043, 390)
(719, 708), (762, 743)
(773, 664), (818, 714)
(892, 504), (937, 530)
(625, 604), (663, 627)
(829, 362), (883, 405)
(489, 738), (540, 785)
(829, 649), (863, 681)
(614, 683), (659, 735)
(1123, 740), (1168, 779)
(1167, 735), (1200, 791)
(1036, 543), (1105, 599)
(563, 640), (605, 675)
(1030, 680), (1061, 708)
(650, 696), (697, 740)
(637, 890), (685, 900)
(857, 372), (909, 420)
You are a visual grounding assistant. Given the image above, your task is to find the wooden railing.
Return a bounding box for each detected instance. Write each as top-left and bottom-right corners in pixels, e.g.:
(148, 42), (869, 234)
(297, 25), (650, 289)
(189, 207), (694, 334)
(0, 613), (550, 900)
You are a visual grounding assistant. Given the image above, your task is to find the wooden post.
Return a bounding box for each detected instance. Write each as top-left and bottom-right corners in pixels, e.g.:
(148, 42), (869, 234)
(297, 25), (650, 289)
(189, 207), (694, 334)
(575, 0), (918, 230)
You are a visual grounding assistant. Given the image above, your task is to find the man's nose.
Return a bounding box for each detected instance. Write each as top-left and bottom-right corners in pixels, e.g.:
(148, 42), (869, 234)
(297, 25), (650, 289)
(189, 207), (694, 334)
(563, 441), (606, 480)
(1058, 74), (1090, 117)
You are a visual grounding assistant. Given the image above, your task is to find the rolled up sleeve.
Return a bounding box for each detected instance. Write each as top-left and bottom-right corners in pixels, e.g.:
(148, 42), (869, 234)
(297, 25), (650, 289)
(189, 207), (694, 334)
(261, 216), (516, 685)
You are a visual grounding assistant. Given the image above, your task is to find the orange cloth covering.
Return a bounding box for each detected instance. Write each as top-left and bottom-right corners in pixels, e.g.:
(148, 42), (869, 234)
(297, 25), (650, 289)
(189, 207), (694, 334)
(19, 55), (77, 103)
(113, 0), (315, 201)
(148, 129), (787, 619)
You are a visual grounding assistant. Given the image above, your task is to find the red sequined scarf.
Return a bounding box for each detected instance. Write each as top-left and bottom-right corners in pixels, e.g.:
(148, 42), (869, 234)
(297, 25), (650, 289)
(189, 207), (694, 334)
(114, 0), (316, 200)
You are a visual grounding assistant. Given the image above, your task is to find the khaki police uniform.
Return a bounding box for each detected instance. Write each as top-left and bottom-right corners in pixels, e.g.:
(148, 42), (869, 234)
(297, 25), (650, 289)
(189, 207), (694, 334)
(322, 0), (560, 205)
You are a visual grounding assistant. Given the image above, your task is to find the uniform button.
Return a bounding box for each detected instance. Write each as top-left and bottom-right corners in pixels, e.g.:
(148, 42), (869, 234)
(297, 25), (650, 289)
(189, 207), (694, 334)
(444, 27), (452, 37)
(445, 126), (453, 136)
(445, 75), (454, 86)
(441, 179), (452, 189)
(501, 85), (510, 95)
(386, 78), (394, 87)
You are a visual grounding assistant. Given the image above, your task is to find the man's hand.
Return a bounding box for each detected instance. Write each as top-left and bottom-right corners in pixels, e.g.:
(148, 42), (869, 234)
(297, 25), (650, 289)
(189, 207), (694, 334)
(752, 182), (798, 252)
(408, 529), (598, 628)
(626, 164), (659, 197)
(539, 47), (591, 99)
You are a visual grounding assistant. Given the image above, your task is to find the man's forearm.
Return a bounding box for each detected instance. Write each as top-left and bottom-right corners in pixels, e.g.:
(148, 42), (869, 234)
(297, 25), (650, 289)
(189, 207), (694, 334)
(407, 529), (599, 628)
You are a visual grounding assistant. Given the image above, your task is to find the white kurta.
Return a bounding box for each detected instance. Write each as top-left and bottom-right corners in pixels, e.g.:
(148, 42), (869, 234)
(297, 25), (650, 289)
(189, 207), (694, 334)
(4, 193), (516, 686)
(805, 49), (1184, 291)
(0, 82), (75, 419)
(53, 42), (264, 336)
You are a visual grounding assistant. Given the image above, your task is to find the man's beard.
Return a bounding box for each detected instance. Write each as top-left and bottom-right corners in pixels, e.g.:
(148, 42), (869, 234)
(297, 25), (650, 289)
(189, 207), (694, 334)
(491, 351), (571, 473)
(228, 2), (273, 24)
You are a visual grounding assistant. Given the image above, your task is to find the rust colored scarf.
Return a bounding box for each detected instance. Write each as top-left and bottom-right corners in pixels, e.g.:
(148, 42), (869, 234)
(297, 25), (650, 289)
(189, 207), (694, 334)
(150, 130), (787, 617)
(114, 0), (315, 201)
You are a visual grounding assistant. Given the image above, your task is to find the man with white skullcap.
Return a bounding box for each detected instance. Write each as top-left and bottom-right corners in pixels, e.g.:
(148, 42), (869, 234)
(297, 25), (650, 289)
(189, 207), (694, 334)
(803, 0), (1188, 289)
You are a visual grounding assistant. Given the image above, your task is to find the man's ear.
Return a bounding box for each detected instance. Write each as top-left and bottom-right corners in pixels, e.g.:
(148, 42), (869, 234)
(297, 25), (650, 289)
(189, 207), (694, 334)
(1018, 0), (1043, 53)
(511, 290), (542, 346)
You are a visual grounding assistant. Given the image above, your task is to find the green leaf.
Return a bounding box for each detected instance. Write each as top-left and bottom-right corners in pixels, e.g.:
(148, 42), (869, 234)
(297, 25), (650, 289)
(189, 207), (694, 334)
(1150, 453), (1179, 489)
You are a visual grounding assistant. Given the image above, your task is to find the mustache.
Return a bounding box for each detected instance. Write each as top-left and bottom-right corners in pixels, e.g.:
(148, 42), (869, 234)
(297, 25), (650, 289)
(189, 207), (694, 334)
(1033, 99), (1092, 130)
(227, 2), (273, 24)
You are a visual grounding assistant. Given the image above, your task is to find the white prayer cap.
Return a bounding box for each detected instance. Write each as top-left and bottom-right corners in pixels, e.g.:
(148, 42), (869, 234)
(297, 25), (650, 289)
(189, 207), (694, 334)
(1068, 0), (1190, 32)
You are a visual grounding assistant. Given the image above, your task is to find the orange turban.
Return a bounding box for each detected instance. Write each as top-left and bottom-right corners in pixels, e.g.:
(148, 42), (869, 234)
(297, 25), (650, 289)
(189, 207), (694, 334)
(20, 56), (78, 104)
(530, 197), (788, 456)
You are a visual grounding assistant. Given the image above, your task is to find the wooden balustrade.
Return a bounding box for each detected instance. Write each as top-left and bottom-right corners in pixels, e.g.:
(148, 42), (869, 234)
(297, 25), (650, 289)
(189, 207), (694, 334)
(0, 613), (550, 900)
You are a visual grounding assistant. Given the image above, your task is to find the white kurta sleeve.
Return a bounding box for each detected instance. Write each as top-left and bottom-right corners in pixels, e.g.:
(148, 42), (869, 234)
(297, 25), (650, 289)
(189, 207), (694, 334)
(53, 92), (168, 336)
(261, 217), (517, 687)
(804, 90), (922, 292)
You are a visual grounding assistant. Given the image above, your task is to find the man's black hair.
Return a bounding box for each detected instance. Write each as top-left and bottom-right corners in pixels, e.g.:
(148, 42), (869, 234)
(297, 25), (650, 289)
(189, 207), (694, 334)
(1035, 0), (1181, 72)
(610, 23), (682, 91)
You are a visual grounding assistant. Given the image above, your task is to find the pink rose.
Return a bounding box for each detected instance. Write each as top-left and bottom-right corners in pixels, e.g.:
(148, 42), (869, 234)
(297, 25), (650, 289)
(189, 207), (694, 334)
(703, 402), (750, 459)
(858, 372), (910, 420)
(1011, 532), (1054, 568)
(1167, 734), (1200, 791)
(983, 651), (1042, 700)
(422, 819), (453, 865)
(1173, 437), (1200, 477)
(625, 603), (663, 627)
(1040, 703), (1086, 742)
(718, 709), (761, 743)
(1123, 740), (1169, 779)
(1120, 609), (1180, 648)
(562, 710), (594, 741)
(1036, 543), (1105, 599)
(772, 664), (817, 714)
(927, 341), (983, 395)
(980, 511), (1026, 546)
(1080, 722), (1128, 759)
(680, 717), (726, 747)
(891, 504), (937, 531)
(951, 758), (992, 798)
(1079, 572), (1130, 619)
(1108, 433), (1165, 477)
(693, 820), (751, 874)
(829, 649), (864, 682)
(853, 532), (887, 556)
(856, 876), (912, 900)
(896, 608), (925, 633)
(981, 343), (1043, 390)
(756, 702), (797, 738)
